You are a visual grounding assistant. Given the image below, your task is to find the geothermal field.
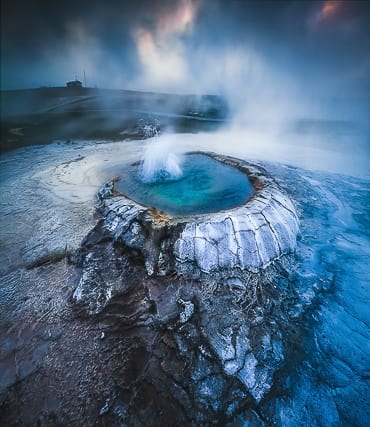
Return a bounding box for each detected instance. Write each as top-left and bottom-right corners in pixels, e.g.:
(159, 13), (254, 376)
(1, 1), (369, 426)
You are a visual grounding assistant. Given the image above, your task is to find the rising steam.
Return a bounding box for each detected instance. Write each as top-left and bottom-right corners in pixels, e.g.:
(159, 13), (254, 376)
(132, 0), (198, 91)
(139, 134), (184, 183)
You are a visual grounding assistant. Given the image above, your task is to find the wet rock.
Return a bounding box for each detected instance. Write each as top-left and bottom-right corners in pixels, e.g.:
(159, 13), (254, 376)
(178, 298), (195, 324)
(226, 276), (247, 296)
(68, 153), (303, 408)
(99, 400), (110, 416)
(72, 242), (131, 315)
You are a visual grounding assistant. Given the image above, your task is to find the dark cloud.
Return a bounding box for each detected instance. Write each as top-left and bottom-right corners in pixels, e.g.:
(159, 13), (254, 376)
(1, 0), (369, 98)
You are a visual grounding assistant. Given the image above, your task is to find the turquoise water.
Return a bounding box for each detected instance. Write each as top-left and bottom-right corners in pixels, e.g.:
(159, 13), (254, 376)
(114, 153), (254, 215)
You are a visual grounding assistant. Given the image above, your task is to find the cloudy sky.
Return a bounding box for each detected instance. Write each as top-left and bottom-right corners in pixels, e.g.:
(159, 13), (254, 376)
(1, 0), (370, 100)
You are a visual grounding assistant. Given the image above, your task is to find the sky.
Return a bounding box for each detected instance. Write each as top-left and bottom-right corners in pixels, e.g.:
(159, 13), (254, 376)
(1, 0), (370, 99)
(1, 1), (369, 176)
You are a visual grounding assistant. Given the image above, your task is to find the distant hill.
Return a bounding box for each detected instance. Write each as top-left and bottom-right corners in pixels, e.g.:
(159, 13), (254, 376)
(0, 87), (228, 152)
(1, 87), (228, 119)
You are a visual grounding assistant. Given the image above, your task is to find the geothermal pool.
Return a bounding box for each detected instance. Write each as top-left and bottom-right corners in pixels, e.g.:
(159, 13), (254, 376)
(114, 153), (254, 215)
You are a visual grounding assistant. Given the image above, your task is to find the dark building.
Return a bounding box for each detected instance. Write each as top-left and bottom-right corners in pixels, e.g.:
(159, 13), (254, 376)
(66, 79), (82, 88)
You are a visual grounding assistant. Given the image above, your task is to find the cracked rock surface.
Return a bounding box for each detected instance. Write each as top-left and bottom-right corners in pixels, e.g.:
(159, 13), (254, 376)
(72, 154), (300, 315)
(75, 154), (299, 292)
(1, 141), (368, 426)
(174, 154), (299, 275)
(70, 153), (302, 410)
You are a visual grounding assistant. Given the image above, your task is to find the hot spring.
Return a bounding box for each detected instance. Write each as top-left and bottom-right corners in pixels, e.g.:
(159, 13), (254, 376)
(113, 153), (254, 215)
(96, 150), (300, 276)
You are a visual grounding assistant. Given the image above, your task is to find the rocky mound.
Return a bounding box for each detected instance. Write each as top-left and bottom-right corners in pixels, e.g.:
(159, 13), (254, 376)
(70, 154), (301, 407)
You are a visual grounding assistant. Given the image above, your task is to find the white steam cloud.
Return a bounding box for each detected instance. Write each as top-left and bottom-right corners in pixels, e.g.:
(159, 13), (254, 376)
(132, 0), (198, 91)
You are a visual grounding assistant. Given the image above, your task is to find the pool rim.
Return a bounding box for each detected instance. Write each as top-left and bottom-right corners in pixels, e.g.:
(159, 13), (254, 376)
(110, 151), (264, 219)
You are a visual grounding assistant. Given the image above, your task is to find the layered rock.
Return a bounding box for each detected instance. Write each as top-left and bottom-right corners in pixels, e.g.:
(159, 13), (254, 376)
(71, 153), (301, 404)
(73, 154), (300, 311)
(90, 154), (298, 276)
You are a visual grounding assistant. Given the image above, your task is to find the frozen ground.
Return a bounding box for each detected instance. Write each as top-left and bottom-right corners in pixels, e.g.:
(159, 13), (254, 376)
(0, 133), (369, 425)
